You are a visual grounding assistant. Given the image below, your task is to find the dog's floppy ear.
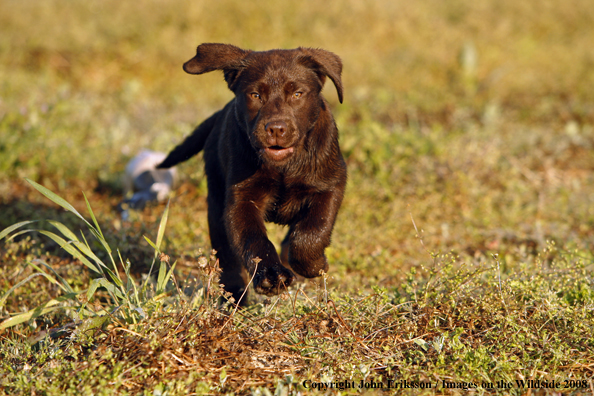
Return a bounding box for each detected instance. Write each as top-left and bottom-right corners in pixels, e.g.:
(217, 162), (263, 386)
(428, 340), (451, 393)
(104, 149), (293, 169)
(297, 48), (344, 103)
(183, 43), (251, 89)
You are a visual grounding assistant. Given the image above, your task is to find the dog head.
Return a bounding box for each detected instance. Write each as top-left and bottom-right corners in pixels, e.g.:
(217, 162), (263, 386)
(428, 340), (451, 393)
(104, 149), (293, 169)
(183, 43), (343, 166)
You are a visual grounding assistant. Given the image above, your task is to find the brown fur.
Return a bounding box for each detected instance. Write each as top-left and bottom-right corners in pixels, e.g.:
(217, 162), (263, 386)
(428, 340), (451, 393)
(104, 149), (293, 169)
(158, 43), (346, 304)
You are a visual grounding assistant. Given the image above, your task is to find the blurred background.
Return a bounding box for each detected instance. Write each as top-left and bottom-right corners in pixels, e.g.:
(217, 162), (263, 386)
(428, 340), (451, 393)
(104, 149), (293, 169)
(1, 0), (593, 284)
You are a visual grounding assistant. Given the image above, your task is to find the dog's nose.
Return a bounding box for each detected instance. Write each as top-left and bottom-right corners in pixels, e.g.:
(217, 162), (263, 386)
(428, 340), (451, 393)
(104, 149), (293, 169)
(265, 121), (288, 141)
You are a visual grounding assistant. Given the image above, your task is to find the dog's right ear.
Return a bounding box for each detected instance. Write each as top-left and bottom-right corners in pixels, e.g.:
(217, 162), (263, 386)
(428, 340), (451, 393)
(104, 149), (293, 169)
(183, 43), (251, 89)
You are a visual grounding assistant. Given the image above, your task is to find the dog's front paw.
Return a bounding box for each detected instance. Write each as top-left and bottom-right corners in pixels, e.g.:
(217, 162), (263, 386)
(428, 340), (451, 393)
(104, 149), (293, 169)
(253, 264), (294, 296)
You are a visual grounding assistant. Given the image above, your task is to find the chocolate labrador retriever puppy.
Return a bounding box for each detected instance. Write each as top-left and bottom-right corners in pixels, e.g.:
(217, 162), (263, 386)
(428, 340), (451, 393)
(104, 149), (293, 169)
(158, 43), (346, 303)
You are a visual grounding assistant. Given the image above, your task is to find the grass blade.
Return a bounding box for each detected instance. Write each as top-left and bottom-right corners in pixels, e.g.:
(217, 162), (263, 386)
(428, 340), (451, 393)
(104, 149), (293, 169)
(25, 178), (93, 230)
(78, 201), (114, 259)
(87, 278), (104, 303)
(38, 230), (100, 273)
(0, 221), (37, 242)
(97, 278), (126, 301)
(0, 273), (46, 309)
(142, 203), (170, 292)
(77, 232), (111, 277)
(156, 261), (167, 294)
(143, 236), (158, 252)
(48, 220), (80, 243)
(30, 260), (75, 294)
(155, 201), (169, 252)
(4, 229), (105, 278)
(83, 192), (105, 240)
(72, 240), (108, 272)
(0, 307), (63, 330)
(157, 261), (177, 294)
(163, 260), (177, 293)
(120, 251), (140, 306)
(2, 229), (39, 243)
(85, 277), (121, 308)
(0, 298), (63, 330)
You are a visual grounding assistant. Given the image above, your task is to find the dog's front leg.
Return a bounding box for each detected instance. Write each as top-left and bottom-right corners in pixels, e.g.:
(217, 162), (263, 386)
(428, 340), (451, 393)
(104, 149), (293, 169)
(225, 195), (295, 296)
(285, 188), (344, 278)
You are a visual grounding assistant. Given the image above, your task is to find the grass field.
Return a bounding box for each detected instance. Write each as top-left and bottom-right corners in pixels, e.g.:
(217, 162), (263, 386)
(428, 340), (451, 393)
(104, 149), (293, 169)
(1, 0), (594, 394)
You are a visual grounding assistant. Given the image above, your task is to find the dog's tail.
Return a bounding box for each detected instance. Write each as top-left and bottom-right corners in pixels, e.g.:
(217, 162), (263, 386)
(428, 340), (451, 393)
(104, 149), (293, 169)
(157, 110), (220, 169)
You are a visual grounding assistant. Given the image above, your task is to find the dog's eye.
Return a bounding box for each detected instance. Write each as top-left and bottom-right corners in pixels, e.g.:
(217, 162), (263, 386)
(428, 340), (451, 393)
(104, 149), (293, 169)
(250, 92), (261, 100)
(293, 92), (303, 99)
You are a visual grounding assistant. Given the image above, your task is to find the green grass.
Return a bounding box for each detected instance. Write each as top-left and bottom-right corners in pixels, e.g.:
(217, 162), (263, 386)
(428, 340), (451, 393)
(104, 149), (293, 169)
(1, 0), (594, 394)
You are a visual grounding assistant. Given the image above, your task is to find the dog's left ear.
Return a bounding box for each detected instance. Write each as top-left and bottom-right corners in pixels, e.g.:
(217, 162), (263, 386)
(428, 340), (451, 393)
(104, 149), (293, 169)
(297, 48), (344, 103)
(183, 43), (251, 89)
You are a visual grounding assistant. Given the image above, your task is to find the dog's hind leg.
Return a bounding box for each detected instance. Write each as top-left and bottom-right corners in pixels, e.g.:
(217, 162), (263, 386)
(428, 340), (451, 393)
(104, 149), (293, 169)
(206, 183), (250, 305)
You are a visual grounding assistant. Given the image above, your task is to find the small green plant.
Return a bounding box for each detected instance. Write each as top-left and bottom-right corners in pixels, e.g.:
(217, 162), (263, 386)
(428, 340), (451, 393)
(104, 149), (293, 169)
(0, 178), (177, 333)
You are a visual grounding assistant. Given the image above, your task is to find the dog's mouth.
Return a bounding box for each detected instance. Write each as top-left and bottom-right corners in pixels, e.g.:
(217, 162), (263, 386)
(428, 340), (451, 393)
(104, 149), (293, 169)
(262, 145), (294, 162)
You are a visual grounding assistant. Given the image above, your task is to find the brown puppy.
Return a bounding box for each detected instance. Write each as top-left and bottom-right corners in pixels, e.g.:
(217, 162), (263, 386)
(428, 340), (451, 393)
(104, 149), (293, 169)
(158, 43), (346, 303)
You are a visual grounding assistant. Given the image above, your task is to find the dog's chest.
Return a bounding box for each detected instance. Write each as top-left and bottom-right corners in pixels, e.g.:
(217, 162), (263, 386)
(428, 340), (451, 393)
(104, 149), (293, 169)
(265, 182), (315, 225)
